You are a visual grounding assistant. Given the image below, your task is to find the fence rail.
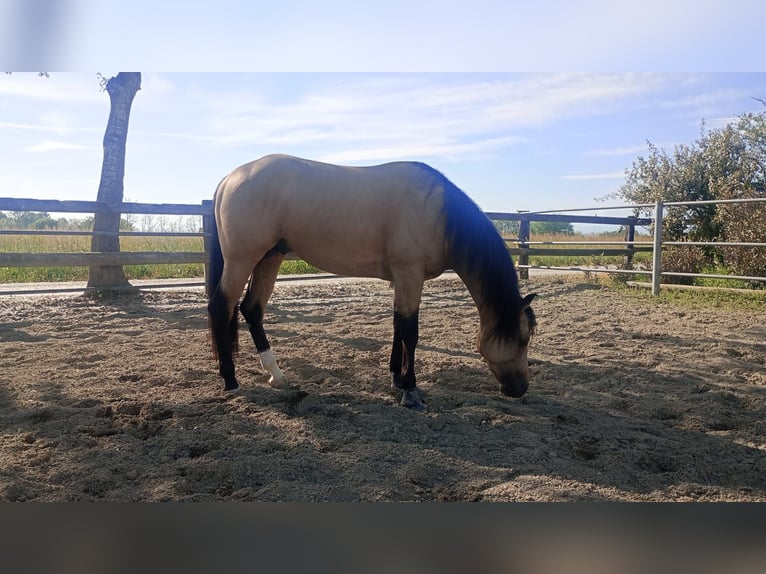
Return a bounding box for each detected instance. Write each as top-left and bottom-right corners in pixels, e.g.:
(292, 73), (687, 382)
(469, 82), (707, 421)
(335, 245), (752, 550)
(512, 198), (766, 295)
(0, 251), (208, 267)
(0, 197), (209, 216)
(1, 196), (764, 296)
(0, 197), (212, 294)
(0, 229), (206, 237)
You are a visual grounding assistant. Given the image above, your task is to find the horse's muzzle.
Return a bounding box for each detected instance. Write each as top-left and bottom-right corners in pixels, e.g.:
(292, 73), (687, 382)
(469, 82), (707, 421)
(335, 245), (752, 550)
(500, 377), (528, 398)
(487, 361), (529, 398)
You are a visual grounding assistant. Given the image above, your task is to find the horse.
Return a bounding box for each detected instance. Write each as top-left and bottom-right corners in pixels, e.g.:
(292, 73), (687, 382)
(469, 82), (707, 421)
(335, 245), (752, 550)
(207, 154), (536, 411)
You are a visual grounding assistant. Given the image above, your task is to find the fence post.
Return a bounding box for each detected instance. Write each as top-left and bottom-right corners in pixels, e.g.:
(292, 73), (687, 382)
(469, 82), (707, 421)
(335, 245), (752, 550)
(201, 200), (213, 295)
(651, 201), (664, 296)
(623, 217), (636, 270)
(518, 217), (530, 280)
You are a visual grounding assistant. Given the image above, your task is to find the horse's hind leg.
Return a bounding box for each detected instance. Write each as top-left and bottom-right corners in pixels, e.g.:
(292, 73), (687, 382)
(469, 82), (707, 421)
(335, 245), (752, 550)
(240, 251), (288, 389)
(208, 260), (253, 391)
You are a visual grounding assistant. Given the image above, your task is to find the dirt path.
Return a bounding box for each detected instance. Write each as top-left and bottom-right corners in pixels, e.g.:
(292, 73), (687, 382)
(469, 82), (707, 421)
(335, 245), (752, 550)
(0, 275), (764, 501)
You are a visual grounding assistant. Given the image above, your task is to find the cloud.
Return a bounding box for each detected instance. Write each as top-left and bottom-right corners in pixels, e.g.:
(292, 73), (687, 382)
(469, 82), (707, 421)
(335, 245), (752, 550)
(0, 72), (102, 103)
(25, 140), (88, 153)
(199, 73), (672, 163)
(0, 121), (56, 132)
(586, 144), (655, 157)
(317, 136), (526, 164)
(657, 87), (751, 112)
(560, 172), (626, 181)
(0, 120), (99, 136)
(702, 116), (741, 130)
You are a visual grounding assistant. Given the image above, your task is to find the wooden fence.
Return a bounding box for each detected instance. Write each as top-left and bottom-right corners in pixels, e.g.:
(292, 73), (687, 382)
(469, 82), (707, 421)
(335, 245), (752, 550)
(487, 210), (652, 279)
(0, 197), (212, 270)
(2, 196), (763, 296)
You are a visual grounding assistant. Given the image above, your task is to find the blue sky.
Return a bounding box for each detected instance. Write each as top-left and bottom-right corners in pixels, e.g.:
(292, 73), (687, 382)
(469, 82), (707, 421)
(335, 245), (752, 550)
(1, 73), (764, 221)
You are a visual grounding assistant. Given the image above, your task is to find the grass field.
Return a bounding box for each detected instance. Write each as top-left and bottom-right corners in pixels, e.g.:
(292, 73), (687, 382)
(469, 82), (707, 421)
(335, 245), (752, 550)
(0, 235), (205, 282)
(599, 275), (766, 311)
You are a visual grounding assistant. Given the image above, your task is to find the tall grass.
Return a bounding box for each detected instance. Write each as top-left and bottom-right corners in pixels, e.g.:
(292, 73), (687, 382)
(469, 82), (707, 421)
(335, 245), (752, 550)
(0, 234), (322, 283)
(601, 274), (766, 311)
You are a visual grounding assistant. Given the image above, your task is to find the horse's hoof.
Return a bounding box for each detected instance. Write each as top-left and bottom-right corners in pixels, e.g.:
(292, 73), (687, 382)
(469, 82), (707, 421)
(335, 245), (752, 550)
(269, 375), (290, 389)
(223, 380), (239, 392)
(401, 388), (426, 411)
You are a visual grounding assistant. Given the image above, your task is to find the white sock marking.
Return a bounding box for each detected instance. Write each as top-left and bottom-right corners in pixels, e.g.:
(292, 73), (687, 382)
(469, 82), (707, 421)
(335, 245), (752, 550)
(260, 349), (287, 388)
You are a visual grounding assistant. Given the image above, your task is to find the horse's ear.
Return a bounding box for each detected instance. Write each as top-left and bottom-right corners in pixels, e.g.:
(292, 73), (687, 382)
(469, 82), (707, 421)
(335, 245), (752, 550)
(521, 293), (537, 309)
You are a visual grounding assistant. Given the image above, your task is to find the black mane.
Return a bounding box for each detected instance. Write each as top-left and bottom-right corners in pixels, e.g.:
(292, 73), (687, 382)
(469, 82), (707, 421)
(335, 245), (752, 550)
(432, 168), (533, 341)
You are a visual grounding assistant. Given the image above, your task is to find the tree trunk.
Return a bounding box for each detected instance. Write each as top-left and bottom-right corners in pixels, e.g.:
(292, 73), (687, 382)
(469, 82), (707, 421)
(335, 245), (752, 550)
(87, 72), (141, 290)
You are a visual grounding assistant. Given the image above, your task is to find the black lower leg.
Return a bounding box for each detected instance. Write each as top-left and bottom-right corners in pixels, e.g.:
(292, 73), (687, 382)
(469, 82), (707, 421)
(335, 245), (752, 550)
(207, 289), (238, 391)
(399, 311), (419, 390)
(389, 313), (403, 388)
(391, 310), (419, 390)
(395, 310), (424, 411)
(241, 300), (270, 353)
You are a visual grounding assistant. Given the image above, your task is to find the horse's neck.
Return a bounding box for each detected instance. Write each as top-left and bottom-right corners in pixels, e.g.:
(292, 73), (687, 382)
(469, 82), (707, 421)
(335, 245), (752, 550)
(443, 204), (519, 333)
(452, 264), (501, 331)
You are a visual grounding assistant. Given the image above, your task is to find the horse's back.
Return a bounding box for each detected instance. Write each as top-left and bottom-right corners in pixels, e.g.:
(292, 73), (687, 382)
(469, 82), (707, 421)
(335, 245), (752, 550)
(214, 155), (449, 279)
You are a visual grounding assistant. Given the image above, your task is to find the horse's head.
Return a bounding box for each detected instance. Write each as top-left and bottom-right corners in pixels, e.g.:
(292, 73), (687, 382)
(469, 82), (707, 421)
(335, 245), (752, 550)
(478, 293), (537, 398)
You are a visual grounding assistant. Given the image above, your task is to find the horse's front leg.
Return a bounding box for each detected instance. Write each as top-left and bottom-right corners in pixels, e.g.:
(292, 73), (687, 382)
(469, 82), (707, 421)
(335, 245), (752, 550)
(389, 314), (403, 389)
(391, 271), (426, 410)
(391, 309), (425, 411)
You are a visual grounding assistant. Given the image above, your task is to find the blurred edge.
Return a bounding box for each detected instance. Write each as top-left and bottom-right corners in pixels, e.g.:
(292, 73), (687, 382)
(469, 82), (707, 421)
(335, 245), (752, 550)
(1, 0), (81, 70)
(0, 504), (764, 574)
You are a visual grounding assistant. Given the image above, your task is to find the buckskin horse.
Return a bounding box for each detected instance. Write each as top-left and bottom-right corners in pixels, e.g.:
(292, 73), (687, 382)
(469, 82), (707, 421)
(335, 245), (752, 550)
(207, 154), (536, 411)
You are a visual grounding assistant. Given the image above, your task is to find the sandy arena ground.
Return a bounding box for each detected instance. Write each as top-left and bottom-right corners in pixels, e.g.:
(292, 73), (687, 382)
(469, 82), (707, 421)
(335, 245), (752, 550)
(0, 274), (764, 501)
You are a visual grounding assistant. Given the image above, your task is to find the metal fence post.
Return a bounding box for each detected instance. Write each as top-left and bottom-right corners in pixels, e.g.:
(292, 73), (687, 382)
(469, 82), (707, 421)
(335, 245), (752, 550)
(651, 200), (664, 296)
(518, 217), (530, 280)
(623, 217), (636, 270)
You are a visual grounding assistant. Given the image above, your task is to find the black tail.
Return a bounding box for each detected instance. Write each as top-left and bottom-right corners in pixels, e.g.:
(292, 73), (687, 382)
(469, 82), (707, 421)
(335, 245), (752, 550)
(206, 195), (239, 359)
(206, 207), (224, 300)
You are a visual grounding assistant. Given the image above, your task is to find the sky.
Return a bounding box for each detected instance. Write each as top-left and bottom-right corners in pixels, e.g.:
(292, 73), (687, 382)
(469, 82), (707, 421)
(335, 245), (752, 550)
(1, 1), (765, 226)
(1, 72), (764, 221)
